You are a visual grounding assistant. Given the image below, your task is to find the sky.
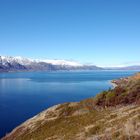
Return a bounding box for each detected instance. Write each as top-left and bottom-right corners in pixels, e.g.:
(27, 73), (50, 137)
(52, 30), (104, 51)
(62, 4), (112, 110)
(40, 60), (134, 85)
(0, 0), (140, 67)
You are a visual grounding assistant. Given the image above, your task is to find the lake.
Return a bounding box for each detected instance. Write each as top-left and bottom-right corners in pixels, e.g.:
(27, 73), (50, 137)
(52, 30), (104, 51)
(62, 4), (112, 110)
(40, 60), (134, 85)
(0, 70), (138, 138)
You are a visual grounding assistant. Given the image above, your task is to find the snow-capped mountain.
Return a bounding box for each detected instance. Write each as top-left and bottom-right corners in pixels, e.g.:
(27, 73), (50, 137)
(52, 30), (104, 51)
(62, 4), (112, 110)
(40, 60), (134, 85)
(0, 56), (102, 72)
(37, 59), (83, 67)
(0, 56), (33, 66)
(1, 55), (140, 72)
(0, 56), (83, 66)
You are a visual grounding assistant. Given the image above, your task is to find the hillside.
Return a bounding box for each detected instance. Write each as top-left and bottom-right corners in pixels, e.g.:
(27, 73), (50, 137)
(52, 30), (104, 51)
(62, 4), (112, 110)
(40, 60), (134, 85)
(2, 73), (140, 140)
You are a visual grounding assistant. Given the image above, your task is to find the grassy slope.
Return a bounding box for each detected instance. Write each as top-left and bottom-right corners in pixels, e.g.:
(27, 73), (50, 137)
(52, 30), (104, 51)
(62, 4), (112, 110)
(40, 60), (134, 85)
(2, 73), (140, 140)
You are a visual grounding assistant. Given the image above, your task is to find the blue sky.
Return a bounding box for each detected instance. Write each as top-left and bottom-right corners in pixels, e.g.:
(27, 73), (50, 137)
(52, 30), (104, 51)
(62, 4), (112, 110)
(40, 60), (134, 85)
(0, 0), (140, 66)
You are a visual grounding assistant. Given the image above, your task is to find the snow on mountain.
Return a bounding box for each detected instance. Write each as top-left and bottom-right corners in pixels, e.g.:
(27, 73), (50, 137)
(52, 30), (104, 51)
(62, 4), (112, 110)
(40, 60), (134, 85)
(0, 56), (33, 66)
(0, 56), (83, 67)
(0, 56), (103, 72)
(37, 59), (83, 67)
(1, 56), (140, 71)
(14, 56), (34, 65)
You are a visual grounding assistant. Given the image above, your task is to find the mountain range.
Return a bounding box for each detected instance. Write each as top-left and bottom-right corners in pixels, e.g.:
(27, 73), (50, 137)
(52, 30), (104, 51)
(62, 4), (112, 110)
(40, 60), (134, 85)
(0, 56), (102, 72)
(0, 56), (140, 72)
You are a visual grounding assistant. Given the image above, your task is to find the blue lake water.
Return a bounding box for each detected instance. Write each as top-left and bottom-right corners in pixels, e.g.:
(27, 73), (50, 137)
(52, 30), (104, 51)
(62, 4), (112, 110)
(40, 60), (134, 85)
(0, 70), (138, 138)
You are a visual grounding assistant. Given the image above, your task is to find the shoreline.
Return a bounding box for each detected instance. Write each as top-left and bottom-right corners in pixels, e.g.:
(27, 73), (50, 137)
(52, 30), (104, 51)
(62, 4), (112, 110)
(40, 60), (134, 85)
(109, 80), (118, 89)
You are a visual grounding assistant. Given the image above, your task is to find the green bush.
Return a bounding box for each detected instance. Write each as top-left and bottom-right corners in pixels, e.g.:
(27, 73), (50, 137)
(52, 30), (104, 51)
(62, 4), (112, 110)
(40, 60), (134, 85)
(106, 92), (115, 100)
